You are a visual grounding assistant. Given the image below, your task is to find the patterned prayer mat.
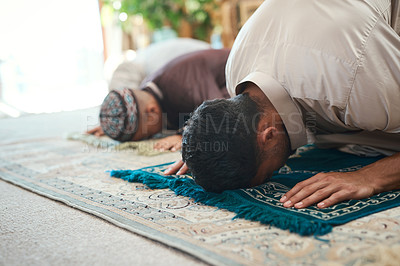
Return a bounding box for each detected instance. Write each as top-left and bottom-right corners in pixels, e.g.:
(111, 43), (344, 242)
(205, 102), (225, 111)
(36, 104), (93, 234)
(110, 145), (400, 236)
(66, 132), (167, 156)
(2, 137), (400, 265)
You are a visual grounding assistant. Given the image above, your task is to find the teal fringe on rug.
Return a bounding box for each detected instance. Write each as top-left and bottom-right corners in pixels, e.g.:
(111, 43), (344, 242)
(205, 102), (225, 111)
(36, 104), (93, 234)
(109, 146), (400, 236)
(110, 168), (332, 236)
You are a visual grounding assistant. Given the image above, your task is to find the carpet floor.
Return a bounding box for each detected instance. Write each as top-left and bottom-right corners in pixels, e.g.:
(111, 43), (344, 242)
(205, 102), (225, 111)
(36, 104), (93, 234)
(0, 179), (206, 266)
(1, 107), (400, 266)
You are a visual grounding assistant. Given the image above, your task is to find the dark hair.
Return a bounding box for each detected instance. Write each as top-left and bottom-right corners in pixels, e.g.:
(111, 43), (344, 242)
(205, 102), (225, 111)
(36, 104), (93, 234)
(182, 93), (262, 193)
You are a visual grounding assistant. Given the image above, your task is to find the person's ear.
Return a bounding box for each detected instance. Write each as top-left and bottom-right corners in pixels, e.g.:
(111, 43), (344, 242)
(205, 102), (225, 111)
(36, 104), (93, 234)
(146, 103), (158, 115)
(257, 126), (278, 148)
(144, 102), (161, 125)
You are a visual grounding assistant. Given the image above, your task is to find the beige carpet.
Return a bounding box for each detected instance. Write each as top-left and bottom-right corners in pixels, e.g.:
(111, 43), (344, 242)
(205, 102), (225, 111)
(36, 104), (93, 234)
(0, 108), (206, 266)
(0, 179), (206, 266)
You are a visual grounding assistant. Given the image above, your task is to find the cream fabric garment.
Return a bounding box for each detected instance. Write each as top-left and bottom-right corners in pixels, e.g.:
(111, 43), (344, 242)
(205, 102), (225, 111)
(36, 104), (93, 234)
(226, 0), (400, 155)
(109, 38), (210, 91)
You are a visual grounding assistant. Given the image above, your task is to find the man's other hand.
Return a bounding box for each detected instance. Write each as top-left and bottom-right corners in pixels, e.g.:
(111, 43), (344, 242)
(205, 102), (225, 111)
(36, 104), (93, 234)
(163, 159), (188, 175)
(87, 126), (105, 137)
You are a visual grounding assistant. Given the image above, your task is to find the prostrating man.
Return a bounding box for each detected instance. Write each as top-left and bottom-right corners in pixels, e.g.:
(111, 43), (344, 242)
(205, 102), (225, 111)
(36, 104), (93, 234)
(171, 0), (400, 208)
(88, 48), (230, 151)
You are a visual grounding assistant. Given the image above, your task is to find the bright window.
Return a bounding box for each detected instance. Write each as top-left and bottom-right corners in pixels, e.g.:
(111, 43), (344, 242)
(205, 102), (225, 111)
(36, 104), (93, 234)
(0, 0), (108, 115)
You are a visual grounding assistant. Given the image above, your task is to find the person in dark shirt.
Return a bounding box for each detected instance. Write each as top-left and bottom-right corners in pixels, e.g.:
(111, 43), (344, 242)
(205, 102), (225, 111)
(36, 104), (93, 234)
(88, 49), (230, 151)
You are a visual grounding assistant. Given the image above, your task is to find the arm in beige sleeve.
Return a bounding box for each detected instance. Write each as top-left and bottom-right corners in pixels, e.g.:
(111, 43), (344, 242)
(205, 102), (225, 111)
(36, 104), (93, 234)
(280, 18), (400, 209)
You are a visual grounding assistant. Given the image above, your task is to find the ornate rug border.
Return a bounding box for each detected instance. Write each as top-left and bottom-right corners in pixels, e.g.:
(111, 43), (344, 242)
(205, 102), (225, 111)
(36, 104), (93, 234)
(0, 172), (242, 266)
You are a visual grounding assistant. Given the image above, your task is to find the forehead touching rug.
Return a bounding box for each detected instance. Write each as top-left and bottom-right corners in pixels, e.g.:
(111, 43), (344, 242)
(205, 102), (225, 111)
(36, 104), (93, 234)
(110, 145), (400, 236)
(2, 132), (400, 265)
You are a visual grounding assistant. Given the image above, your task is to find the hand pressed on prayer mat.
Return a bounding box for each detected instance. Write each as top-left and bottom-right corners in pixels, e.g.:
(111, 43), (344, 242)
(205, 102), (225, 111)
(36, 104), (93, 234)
(110, 145), (400, 236)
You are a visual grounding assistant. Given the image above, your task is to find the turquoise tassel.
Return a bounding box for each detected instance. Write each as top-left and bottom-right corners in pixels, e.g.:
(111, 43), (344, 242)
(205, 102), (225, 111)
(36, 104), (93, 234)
(110, 169), (332, 236)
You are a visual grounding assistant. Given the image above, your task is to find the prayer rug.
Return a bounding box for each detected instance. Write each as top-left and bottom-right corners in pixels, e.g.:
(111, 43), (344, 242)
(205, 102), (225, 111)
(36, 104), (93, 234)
(110, 145), (400, 236)
(66, 132), (166, 156)
(2, 109), (400, 266)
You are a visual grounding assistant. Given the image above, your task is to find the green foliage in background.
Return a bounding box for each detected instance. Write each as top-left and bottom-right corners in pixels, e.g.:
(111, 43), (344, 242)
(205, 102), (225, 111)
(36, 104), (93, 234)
(102, 0), (219, 41)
